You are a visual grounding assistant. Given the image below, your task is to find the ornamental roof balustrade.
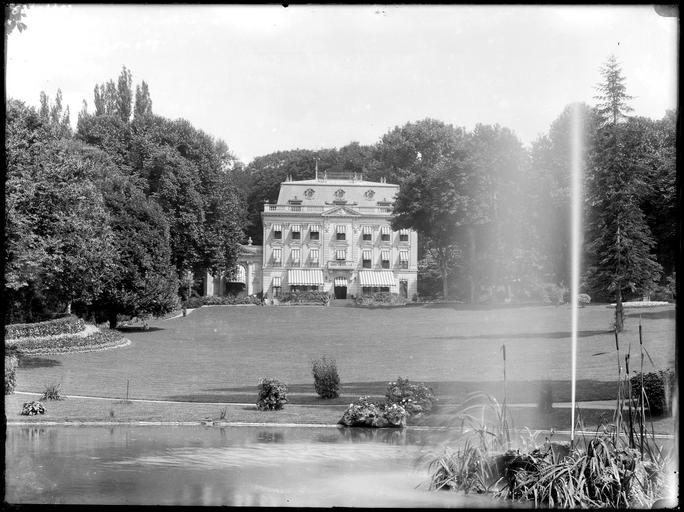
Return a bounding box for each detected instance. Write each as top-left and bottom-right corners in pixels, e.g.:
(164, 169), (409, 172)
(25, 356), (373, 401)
(264, 204), (393, 214)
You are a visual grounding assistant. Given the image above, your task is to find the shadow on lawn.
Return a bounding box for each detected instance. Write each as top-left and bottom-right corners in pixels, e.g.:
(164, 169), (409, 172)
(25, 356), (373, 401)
(17, 356), (62, 369)
(428, 329), (612, 341)
(167, 379), (618, 406)
(116, 326), (165, 333)
(626, 309), (675, 320)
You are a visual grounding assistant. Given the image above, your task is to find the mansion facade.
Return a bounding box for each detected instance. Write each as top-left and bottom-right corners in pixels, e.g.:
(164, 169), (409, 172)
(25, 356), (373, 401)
(202, 171), (418, 302)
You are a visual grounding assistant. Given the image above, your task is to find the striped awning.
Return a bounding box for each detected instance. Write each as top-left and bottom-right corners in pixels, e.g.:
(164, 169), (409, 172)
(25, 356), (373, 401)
(399, 250), (409, 262)
(362, 249), (372, 260)
(288, 269), (324, 286)
(335, 249), (346, 260)
(272, 276), (281, 287)
(336, 224), (346, 233)
(381, 250), (391, 260)
(272, 224), (282, 232)
(399, 228), (410, 235)
(359, 271), (395, 287)
(291, 224), (301, 232)
(309, 224), (321, 232)
(362, 225), (372, 235)
(228, 265), (246, 283)
(381, 225), (391, 235)
(334, 277), (348, 287)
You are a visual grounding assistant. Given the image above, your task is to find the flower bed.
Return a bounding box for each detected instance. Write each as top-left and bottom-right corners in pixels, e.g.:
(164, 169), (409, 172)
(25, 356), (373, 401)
(354, 292), (407, 307)
(6, 328), (128, 355)
(184, 295), (262, 308)
(338, 396), (407, 428)
(5, 315), (85, 340)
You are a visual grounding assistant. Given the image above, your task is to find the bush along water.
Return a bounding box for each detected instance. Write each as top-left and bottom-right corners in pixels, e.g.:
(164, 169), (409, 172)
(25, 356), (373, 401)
(424, 327), (675, 508)
(40, 382), (65, 401)
(338, 396), (407, 428)
(630, 369), (674, 417)
(21, 401), (46, 416)
(5, 353), (18, 394)
(256, 378), (288, 411)
(312, 356), (341, 399)
(385, 377), (436, 418)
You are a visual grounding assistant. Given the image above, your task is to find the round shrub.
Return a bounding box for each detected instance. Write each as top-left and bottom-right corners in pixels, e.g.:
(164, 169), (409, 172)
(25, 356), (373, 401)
(312, 356), (341, 399)
(5, 354), (18, 394)
(338, 396), (407, 428)
(385, 377), (436, 417)
(631, 369), (675, 416)
(577, 293), (591, 307)
(21, 401), (46, 416)
(256, 378), (288, 411)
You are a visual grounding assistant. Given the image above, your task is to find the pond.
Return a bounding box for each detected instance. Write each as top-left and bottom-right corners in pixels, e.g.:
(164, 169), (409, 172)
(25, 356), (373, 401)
(5, 424), (525, 507)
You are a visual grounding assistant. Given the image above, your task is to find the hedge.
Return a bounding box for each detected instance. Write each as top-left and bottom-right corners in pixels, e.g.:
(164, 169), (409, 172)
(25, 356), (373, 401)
(281, 291), (331, 305)
(355, 292), (406, 306)
(5, 315), (85, 340)
(184, 295), (262, 308)
(6, 328), (127, 355)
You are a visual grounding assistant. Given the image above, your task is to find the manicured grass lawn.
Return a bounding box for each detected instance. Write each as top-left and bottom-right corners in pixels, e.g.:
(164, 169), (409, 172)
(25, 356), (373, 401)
(12, 304), (675, 409)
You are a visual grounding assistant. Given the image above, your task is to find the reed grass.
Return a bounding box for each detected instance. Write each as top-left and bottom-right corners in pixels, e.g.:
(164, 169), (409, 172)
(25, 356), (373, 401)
(425, 330), (675, 508)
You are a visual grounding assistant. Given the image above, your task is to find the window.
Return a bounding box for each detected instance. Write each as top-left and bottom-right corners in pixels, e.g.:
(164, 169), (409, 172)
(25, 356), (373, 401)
(362, 225), (372, 241)
(336, 249), (346, 261)
(273, 224), (282, 240)
(309, 248), (319, 266)
(399, 229), (409, 242)
(399, 250), (409, 270)
(336, 224), (346, 241)
(381, 225), (391, 242)
(381, 250), (390, 269)
(310, 225), (320, 241)
(291, 248), (300, 266)
(272, 248), (282, 267)
(291, 224), (301, 240)
(362, 286), (389, 296)
(362, 249), (372, 269)
(272, 276), (281, 298)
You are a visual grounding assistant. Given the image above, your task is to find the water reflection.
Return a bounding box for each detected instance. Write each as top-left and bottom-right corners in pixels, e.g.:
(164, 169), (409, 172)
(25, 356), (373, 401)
(5, 424), (504, 507)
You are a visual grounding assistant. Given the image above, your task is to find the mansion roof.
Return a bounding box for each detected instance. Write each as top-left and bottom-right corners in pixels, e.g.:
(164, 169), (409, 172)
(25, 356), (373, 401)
(275, 178), (399, 207)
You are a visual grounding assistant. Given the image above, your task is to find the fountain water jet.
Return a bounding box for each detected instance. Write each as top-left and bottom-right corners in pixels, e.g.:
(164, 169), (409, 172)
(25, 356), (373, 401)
(569, 103), (584, 446)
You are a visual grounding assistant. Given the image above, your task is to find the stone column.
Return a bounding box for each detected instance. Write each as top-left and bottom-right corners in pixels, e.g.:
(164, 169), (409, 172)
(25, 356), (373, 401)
(246, 263), (253, 295)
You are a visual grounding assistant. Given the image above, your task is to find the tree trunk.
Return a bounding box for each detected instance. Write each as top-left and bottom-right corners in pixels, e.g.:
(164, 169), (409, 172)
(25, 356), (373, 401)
(467, 226), (477, 303)
(108, 311), (118, 330)
(615, 286), (624, 332)
(66, 302), (71, 315)
(441, 259), (449, 300)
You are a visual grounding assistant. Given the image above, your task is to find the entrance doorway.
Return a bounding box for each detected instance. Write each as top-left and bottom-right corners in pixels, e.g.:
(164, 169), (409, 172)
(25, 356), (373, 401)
(334, 286), (347, 299)
(399, 280), (408, 299)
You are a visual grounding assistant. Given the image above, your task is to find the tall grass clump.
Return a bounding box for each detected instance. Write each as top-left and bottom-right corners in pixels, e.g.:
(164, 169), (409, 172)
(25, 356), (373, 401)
(312, 356), (340, 399)
(40, 382), (65, 401)
(424, 327), (674, 508)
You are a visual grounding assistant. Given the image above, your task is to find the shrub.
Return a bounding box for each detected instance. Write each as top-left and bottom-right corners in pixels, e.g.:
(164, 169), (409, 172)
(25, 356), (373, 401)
(537, 380), (553, 413)
(312, 356), (341, 398)
(338, 396), (407, 428)
(5, 354), (18, 394)
(631, 369), (675, 416)
(5, 315), (85, 340)
(577, 293), (591, 307)
(256, 378), (288, 410)
(41, 382), (65, 401)
(20, 401), (46, 416)
(354, 292), (406, 306)
(281, 291), (331, 305)
(385, 377), (436, 417)
(184, 297), (204, 309)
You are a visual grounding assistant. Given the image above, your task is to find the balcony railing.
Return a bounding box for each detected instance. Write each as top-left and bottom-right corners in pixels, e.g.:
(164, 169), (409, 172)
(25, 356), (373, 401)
(327, 260), (356, 269)
(264, 204), (393, 214)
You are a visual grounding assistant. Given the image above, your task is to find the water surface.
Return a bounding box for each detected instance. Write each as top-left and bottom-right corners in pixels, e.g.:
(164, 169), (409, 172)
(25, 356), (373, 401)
(6, 425), (517, 507)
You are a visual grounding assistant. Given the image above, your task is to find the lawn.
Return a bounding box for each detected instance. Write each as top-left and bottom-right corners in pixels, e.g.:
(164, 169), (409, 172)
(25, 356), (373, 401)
(12, 304), (675, 408)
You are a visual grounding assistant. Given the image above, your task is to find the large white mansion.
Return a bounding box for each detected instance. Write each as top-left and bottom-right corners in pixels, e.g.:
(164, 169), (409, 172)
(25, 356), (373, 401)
(202, 171), (417, 302)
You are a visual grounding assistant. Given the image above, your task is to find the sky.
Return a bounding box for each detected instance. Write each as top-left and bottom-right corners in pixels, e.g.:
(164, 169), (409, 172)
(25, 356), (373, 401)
(5, 5), (678, 164)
